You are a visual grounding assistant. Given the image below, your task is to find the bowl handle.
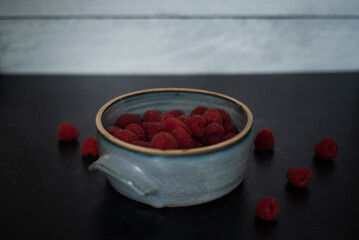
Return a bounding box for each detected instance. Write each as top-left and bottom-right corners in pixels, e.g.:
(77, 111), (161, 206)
(88, 154), (159, 196)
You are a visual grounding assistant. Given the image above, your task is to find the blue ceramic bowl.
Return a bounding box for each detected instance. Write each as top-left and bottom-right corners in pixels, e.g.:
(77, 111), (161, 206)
(89, 88), (253, 208)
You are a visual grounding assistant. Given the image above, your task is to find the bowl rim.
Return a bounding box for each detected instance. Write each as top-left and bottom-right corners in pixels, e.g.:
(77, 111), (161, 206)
(96, 88), (253, 156)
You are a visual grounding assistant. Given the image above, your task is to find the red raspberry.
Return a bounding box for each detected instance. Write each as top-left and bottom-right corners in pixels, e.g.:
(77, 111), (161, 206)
(201, 122), (225, 146)
(116, 114), (141, 128)
(186, 115), (206, 138)
(192, 137), (202, 148)
(160, 112), (175, 123)
(217, 109), (231, 122)
(286, 167), (312, 188)
(112, 129), (139, 143)
(177, 115), (189, 123)
(169, 110), (183, 118)
(314, 138), (338, 160)
(132, 140), (152, 148)
(82, 137), (99, 157)
(140, 122), (166, 140)
(203, 108), (223, 125)
(254, 129), (275, 151)
(57, 122), (79, 141)
(125, 123), (146, 141)
(172, 127), (194, 149)
(190, 106), (207, 116)
(165, 117), (192, 136)
(222, 133), (236, 142)
(223, 122), (239, 134)
(151, 132), (178, 150)
(255, 197), (280, 221)
(143, 110), (161, 122)
(106, 126), (122, 135)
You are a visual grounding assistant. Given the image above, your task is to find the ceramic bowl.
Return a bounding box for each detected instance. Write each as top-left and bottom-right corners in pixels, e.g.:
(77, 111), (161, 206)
(89, 88), (253, 208)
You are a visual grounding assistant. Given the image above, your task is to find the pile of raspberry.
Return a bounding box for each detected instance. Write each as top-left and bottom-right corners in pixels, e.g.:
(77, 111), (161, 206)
(106, 107), (239, 150)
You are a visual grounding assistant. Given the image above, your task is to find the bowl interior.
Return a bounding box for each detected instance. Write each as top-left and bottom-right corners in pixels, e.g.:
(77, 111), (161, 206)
(97, 89), (252, 155)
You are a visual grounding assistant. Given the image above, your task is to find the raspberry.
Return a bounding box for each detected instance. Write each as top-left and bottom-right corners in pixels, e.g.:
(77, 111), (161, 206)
(125, 123), (146, 141)
(160, 112), (175, 123)
(82, 137), (99, 157)
(254, 129), (275, 151)
(286, 167), (312, 188)
(140, 122), (166, 140)
(151, 132), (178, 150)
(169, 110), (183, 118)
(186, 115), (206, 138)
(223, 122), (239, 134)
(57, 122), (79, 141)
(165, 117), (192, 136)
(172, 127), (194, 149)
(143, 110), (161, 122)
(314, 138), (338, 160)
(217, 109), (231, 122)
(112, 129), (139, 143)
(222, 133), (236, 142)
(177, 115), (189, 123)
(132, 140), (152, 148)
(106, 126), (122, 135)
(192, 137), (202, 148)
(203, 108), (223, 125)
(201, 122), (225, 146)
(110, 107), (238, 150)
(255, 197), (280, 221)
(190, 106), (207, 116)
(116, 114), (141, 128)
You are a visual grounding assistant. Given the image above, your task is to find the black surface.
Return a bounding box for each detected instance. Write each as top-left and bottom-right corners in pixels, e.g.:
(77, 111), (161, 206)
(1, 73), (359, 240)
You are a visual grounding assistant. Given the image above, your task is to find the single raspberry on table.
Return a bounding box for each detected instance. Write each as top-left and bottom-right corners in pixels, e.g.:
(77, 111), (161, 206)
(314, 138), (338, 160)
(186, 115), (206, 138)
(203, 108), (223, 125)
(169, 110), (183, 118)
(140, 122), (167, 140)
(125, 123), (146, 141)
(82, 137), (99, 157)
(286, 167), (312, 188)
(143, 110), (161, 122)
(116, 114), (141, 128)
(165, 117), (192, 136)
(131, 140), (152, 148)
(201, 122), (225, 146)
(172, 127), (194, 149)
(254, 129), (275, 151)
(255, 197), (280, 221)
(106, 126), (122, 135)
(190, 106), (207, 116)
(151, 132), (178, 150)
(112, 129), (139, 143)
(57, 122), (79, 141)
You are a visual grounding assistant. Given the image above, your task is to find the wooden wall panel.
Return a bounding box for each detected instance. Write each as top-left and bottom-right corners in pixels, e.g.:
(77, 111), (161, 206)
(1, 0), (358, 74)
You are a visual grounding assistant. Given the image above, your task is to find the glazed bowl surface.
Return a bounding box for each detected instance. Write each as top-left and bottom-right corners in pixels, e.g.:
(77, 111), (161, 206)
(89, 88), (253, 208)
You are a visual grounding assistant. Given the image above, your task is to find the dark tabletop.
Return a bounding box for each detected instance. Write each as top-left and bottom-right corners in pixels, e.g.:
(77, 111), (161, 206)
(1, 73), (359, 240)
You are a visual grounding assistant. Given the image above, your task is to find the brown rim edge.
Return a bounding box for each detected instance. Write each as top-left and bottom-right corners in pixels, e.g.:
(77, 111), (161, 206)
(96, 88), (253, 156)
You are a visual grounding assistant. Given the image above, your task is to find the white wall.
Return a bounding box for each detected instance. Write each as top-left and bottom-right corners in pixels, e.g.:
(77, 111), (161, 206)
(1, 0), (359, 74)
